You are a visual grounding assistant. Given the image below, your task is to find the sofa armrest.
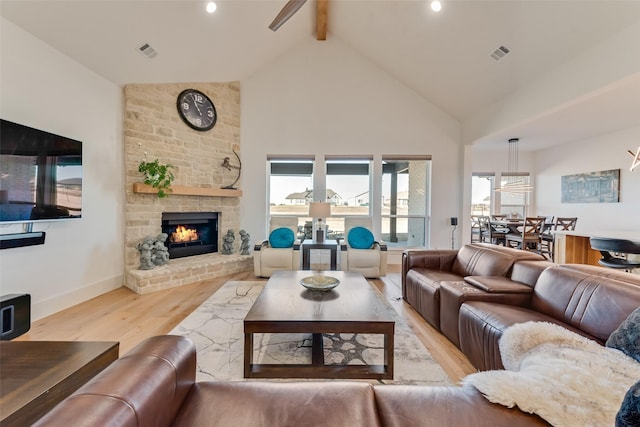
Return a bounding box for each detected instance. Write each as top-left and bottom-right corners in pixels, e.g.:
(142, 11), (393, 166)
(33, 336), (196, 427)
(402, 249), (458, 272)
(464, 276), (534, 294)
(253, 240), (268, 252)
(375, 240), (387, 251)
(402, 249), (458, 299)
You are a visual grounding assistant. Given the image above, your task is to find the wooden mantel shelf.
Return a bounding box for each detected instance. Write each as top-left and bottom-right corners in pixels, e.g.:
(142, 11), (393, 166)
(133, 183), (242, 197)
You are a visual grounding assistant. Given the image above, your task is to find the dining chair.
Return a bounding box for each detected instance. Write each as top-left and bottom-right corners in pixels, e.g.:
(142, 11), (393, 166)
(470, 215), (483, 243)
(481, 217), (508, 245)
(540, 217), (577, 260)
(491, 214), (507, 221)
(505, 216), (545, 254)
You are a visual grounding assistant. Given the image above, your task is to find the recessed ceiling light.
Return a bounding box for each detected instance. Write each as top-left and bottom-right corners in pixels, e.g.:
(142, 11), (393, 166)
(206, 2), (217, 14)
(430, 1), (442, 12)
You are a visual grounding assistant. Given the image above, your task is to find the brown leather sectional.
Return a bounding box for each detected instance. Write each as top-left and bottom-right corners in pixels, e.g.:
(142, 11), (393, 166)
(33, 335), (550, 427)
(403, 243), (640, 370)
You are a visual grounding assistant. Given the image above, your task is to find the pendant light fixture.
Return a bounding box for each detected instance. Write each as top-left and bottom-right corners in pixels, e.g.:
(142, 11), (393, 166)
(495, 138), (534, 193)
(628, 147), (640, 172)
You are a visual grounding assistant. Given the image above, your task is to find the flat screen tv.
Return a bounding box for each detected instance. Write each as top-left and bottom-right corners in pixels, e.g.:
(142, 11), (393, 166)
(0, 119), (82, 223)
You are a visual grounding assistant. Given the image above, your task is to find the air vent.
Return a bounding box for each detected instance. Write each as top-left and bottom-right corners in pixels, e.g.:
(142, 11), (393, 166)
(137, 43), (157, 59)
(489, 45), (510, 61)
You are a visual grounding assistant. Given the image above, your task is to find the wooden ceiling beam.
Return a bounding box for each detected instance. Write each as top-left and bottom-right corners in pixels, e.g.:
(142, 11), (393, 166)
(316, 0), (328, 40)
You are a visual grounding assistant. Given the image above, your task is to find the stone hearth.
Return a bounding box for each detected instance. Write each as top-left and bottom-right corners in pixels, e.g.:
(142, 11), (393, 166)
(126, 253), (252, 294)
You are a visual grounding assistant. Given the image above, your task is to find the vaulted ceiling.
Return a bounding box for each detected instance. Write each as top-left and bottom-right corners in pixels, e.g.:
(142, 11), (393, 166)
(2, 1), (639, 151)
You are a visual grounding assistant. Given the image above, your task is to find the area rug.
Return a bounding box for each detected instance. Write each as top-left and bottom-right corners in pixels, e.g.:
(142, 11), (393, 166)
(170, 281), (452, 385)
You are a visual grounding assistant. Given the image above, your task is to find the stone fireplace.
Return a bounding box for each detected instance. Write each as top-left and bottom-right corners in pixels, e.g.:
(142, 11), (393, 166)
(123, 81), (252, 294)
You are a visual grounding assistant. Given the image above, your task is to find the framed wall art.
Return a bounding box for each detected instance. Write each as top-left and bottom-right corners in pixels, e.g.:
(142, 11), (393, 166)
(561, 169), (620, 203)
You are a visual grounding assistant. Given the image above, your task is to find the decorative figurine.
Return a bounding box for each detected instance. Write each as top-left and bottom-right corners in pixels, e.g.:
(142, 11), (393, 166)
(136, 236), (156, 270)
(152, 233), (170, 266)
(222, 229), (235, 255)
(239, 229), (251, 255)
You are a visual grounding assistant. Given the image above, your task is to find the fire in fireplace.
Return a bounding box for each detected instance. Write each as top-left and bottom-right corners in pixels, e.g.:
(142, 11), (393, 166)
(161, 212), (219, 259)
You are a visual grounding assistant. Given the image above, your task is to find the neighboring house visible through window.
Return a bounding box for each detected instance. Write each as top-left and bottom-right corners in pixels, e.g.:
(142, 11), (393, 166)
(267, 155), (432, 247)
(325, 157), (372, 241)
(268, 158), (314, 238)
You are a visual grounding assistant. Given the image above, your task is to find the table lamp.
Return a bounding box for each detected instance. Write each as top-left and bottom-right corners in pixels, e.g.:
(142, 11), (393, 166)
(309, 202), (331, 242)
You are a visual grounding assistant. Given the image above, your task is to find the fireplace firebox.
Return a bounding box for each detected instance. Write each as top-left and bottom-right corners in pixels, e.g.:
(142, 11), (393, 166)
(161, 212), (218, 259)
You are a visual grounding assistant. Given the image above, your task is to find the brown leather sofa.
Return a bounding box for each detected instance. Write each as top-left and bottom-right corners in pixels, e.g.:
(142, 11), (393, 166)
(402, 243), (548, 331)
(460, 263), (640, 370)
(33, 335), (550, 427)
(403, 243), (640, 371)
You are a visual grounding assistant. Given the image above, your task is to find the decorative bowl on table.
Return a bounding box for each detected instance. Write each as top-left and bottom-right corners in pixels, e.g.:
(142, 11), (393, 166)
(300, 275), (340, 292)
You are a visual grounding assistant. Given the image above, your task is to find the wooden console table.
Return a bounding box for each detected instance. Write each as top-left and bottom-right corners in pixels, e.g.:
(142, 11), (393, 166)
(0, 341), (119, 426)
(554, 230), (640, 266)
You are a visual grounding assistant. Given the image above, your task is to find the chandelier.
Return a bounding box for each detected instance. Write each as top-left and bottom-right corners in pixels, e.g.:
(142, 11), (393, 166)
(495, 138), (534, 193)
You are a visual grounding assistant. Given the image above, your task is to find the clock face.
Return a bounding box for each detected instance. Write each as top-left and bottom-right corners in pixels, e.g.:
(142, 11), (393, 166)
(177, 89), (217, 131)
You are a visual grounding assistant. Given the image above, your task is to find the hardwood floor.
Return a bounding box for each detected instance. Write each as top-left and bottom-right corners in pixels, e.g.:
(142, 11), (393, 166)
(17, 270), (475, 383)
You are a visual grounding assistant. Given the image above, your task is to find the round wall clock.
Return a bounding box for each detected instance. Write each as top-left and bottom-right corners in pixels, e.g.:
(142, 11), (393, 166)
(176, 89), (217, 131)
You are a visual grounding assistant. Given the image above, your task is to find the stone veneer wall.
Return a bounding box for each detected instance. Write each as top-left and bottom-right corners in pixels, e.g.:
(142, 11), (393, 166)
(123, 82), (252, 293)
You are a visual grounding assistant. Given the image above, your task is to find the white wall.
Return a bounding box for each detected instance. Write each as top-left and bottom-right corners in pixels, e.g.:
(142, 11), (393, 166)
(535, 126), (640, 232)
(0, 18), (124, 320)
(464, 21), (640, 144)
(240, 38), (462, 250)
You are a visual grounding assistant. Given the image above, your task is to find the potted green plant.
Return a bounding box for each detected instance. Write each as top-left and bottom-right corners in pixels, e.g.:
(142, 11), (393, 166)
(138, 159), (175, 198)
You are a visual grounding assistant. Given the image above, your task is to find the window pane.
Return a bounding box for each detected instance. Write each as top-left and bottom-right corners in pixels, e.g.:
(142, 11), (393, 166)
(381, 158), (429, 247)
(326, 159), (371, 241)
(471, 174), (494, 216)
(499, 174), (529, 218)
(269, 160), (313, 221)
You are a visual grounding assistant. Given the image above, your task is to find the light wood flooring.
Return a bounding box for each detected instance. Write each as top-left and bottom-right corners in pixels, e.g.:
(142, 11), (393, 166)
(17, 269), (476, 383)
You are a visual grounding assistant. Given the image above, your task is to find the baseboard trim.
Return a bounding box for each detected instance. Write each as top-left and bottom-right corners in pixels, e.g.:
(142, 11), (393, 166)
(31, 275), (123, 321)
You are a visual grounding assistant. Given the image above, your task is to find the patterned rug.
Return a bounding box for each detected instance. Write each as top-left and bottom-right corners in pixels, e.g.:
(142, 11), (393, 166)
(170, 281), (452, 385)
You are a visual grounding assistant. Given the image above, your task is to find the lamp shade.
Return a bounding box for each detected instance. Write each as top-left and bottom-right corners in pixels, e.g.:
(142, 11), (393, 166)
(309, 202), (331, 219)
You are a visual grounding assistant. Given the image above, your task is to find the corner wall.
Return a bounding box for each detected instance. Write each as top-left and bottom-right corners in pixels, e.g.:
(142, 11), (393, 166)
(0, 18), (124, 320)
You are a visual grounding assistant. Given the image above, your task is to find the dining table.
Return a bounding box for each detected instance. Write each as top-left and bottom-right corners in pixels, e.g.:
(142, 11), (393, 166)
(492, 219), (524, 234)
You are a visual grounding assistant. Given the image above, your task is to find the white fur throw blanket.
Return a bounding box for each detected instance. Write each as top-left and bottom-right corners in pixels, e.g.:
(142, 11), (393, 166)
(463, 322), (640, 427)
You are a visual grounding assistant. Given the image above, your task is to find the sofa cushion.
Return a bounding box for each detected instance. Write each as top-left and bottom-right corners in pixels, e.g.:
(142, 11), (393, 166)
(173, 381), (382, 427)
(531, 266), (640, 342)
(348, 226), (375, 249)
(606, 306), (640, 362)
(451, 244), (544, 277)
(269, 227), (294, 248)
(458, 301), (592, 371)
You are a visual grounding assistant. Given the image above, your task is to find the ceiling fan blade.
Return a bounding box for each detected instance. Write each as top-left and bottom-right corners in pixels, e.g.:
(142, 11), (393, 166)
(269, 0), (307, 31)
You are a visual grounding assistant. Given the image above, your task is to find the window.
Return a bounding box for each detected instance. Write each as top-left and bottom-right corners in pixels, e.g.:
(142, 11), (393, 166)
(267, 155), (433, 248)
(268, 158), (314, 238)
(471, 173), (494, 216)
(325, 158), (372, 241)
(381, 157), (430, 247)
(499, 173), (530, 218)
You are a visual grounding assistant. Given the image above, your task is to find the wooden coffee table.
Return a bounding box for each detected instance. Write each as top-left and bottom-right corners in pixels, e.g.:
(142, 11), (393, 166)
(244, 270), (394, 379)
(0, 341), (119, 426)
